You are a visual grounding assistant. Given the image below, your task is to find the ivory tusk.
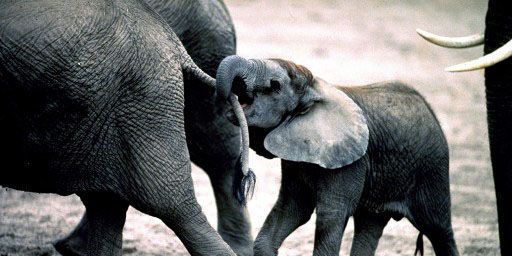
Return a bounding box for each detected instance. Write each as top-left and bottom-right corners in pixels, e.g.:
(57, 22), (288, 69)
(416, 28), (484, 48)
(445, 39), (512, 72)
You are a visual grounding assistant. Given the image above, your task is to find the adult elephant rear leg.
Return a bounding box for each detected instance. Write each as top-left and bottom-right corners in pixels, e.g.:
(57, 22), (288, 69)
(408, 184), (458, 256)
(117, 91), (235, 255)
(54, 193), (128, 256)
(123, 144), (235, 255)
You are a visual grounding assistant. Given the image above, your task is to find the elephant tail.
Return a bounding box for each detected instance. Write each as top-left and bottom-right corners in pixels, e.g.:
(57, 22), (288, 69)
(233, 156), (256, 206)
(414, 232), (424, 256)
(182, 59), (255, 206)
(182, 60), (217, 89)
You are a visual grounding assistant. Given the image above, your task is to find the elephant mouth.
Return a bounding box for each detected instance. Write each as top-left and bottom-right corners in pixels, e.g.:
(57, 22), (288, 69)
(232, 77), (254, 108)
(226, 77), (254, 126)
(241, 103), (250, 110)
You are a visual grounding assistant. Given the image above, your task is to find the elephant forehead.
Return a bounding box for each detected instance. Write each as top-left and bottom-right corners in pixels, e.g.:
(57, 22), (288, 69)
(262, 60), (290, 81)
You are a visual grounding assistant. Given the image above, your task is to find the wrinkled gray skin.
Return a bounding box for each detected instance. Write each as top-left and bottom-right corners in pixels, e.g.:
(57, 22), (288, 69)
(0, 0), (248, 255)
(217, 56), (459, 255)
(47, 1), (254, 255)
(479, 1), (511, 252)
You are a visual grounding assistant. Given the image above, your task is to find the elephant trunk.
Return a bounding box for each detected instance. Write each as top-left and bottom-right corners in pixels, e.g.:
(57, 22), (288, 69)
(484, 0), (512, 254)
(216, 55), (257, 205)
(216, 55), (253, 100)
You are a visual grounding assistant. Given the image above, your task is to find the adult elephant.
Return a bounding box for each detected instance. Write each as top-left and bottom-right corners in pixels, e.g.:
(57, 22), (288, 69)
(417, 0), (512, 254)
(53, 1), (255, 255)
(0, 0), (252, 255)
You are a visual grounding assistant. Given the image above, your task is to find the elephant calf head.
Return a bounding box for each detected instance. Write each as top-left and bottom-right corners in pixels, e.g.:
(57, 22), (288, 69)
(216, 56), (369, 169)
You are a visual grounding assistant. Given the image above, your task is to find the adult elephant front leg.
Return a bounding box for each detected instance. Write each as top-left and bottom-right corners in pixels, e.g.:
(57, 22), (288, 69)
(54, 193), (129, 256)
(185, 87), (253, 256)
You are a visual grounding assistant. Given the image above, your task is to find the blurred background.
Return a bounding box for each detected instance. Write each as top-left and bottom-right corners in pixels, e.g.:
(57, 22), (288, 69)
(0, 0), (497, 255)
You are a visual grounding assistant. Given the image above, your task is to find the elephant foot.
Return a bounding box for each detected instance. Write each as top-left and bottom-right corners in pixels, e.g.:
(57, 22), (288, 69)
(219, 229), (254, 256)
(53, 212), (89, 256)
(54, 194), (127, 256)
(53, 236), (87, 256)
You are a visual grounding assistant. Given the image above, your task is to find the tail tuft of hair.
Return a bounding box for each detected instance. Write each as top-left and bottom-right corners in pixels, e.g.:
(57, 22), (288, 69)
(414, 232), (424, 256)
(232, 155), (256, 206)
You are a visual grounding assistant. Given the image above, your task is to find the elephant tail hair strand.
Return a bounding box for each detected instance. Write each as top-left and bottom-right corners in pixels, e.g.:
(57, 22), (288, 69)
(414, 232), (424, 256)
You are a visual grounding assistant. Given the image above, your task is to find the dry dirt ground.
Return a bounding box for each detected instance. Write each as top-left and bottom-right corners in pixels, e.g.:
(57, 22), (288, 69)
(0, 0), (499, 255)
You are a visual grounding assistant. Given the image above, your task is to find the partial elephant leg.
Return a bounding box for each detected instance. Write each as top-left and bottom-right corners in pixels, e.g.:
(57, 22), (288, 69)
(313, 203), (350, 256)
(119, 129), (235, 254)
(54, 212), (89, 255)
(253, 167), (316, 256)
(207, 160), (253, 255)
(114, 74), (235, 255)
(409, 188), (458, 256)
(349, 211), (389, 256)
(312, 163), (365, 256)
(54, 193), (128, 256)
(126, 164), (235, 256)
(484, 1), (512, 252)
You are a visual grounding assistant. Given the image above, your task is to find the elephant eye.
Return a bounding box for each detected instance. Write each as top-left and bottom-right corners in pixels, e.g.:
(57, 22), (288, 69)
(270, 79), (281, 92)
(299, 105), (312, 115)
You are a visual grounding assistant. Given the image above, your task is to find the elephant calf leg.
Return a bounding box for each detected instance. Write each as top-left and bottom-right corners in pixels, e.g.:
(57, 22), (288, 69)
(349, 212), (389, 256)
(313, 205), (350, 256)
(253, 179), (316, 255)
(54, 193), (128, 256)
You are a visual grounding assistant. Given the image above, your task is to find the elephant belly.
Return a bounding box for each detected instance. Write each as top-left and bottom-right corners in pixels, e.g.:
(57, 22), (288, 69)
(0, 86), (121, 195)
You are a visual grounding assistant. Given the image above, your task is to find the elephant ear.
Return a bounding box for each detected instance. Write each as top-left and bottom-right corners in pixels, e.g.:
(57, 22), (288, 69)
(263, 80), (369, 169)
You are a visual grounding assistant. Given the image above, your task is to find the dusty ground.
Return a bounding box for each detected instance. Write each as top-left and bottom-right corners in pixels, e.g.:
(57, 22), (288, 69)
(0, 0), (499, 255)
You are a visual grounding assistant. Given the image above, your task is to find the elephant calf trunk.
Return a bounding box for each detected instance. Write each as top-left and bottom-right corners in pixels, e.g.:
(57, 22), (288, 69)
(183, 55), (255, 205)
(216, 55), (256, 205)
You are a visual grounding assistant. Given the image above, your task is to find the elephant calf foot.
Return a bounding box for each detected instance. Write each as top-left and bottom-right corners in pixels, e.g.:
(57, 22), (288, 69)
(54, 238), (87, 256)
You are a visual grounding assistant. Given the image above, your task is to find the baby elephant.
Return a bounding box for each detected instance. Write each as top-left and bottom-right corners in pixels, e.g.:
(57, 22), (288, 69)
(216, 56), (458, 256)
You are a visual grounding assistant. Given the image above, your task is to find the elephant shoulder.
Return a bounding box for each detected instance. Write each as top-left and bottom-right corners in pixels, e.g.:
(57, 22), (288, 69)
(353, 80), (421, 96)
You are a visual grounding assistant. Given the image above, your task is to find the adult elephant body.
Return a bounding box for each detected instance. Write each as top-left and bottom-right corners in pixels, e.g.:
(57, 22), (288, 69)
(52, 1), (254, 255)
(418, 0), (512, 253)
(484, 0), (512, 253)
(0, 0), (249, 255)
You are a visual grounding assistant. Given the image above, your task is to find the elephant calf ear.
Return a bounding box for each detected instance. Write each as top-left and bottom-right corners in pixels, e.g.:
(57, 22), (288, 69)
(264, 80), (369, 169)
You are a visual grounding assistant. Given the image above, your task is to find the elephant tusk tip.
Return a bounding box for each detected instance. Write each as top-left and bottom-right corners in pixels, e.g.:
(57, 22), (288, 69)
(416, 28), (432, 40)
(444, 63), (481, 72)
(444, 65), (460, 72)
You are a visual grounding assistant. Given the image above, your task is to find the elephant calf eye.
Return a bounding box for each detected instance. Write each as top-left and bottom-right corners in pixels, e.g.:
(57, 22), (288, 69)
(270, 79), (281, 92)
